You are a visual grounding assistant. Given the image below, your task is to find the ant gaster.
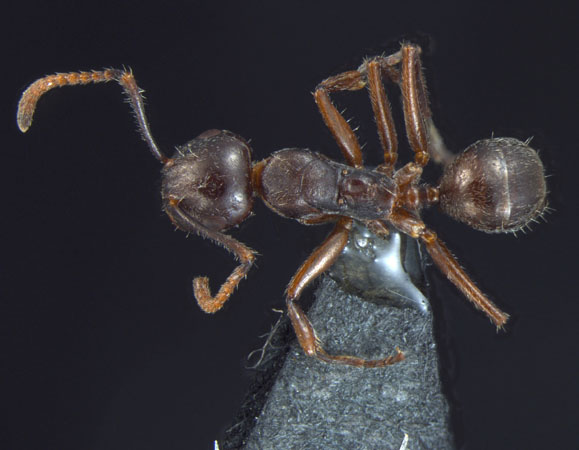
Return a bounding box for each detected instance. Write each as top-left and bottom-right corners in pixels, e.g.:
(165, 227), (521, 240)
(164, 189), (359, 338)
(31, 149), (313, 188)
(17, 44), (547, 368)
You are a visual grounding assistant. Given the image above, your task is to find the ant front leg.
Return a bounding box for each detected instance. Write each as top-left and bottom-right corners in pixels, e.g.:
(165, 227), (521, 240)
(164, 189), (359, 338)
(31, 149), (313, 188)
(286, 218), (404, 367)
(165, 199), (256, 313)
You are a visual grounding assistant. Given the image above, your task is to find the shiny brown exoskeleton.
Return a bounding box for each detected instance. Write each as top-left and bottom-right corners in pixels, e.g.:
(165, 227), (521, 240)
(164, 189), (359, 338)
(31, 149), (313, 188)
(17, 44), (547, 368)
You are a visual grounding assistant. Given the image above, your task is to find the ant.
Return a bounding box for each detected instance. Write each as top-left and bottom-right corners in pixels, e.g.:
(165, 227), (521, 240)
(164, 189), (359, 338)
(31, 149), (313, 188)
(17, 44), (547, 368)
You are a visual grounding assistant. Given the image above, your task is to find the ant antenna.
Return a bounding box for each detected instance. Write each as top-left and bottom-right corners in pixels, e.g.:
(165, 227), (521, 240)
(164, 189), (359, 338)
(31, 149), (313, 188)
(17, 68), (169, 163)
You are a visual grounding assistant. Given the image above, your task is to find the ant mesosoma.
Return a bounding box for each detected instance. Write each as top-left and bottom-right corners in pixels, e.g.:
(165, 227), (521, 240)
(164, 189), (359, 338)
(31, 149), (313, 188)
(17, 44), (547, 367)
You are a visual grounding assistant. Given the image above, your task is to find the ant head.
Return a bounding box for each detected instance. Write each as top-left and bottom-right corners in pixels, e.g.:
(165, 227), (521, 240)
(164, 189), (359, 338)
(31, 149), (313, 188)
(438, 138), (547, 233)
(161, 130), (254, 232)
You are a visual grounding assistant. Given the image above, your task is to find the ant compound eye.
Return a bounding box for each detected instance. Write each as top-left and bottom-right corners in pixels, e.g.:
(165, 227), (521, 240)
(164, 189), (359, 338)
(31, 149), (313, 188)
(438, 138), (547, 233)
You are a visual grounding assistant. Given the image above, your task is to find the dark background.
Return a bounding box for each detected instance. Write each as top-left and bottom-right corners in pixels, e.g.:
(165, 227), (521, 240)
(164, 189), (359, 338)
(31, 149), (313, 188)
(3, 1), (577, 449)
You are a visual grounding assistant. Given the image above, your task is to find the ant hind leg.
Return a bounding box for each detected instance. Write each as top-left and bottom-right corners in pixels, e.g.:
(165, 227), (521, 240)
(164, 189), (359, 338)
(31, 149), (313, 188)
(286, 218), (404, 368)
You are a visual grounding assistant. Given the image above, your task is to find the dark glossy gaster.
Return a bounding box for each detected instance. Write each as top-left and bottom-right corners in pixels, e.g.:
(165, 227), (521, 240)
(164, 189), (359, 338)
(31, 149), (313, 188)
(17, 44), (547, 368)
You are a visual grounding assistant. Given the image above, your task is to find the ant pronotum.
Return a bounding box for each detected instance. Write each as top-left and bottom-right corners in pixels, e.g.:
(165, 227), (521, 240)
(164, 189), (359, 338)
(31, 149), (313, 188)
(17, 44), (547, 368)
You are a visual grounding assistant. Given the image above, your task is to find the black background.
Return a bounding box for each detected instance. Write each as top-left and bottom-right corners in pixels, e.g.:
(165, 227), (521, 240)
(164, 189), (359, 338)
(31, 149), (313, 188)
(3, 1), (578, 449)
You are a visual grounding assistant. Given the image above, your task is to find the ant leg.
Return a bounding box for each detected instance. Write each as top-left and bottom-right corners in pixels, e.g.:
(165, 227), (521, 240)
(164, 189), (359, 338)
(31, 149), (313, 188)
(374, 44), (454, 165)
(358, 45), (429, 167)
(286, 218), (405, 367)
(314, 71), (366, 168)
(363, 219), (391, 238)
(366, 60), (398, 174)
(426, 117), (454, 166)
(17, 68), (168, 163)
(422, 230), (509, 328)
(389, 209), (509, 328)
(313, 48), (405, 170)
(165, 199), (256, 313)
(399, 44), (431, 168)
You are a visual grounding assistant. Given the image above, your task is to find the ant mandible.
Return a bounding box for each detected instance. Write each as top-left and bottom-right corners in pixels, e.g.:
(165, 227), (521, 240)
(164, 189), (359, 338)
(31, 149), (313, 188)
(17, 44), (547, 368)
